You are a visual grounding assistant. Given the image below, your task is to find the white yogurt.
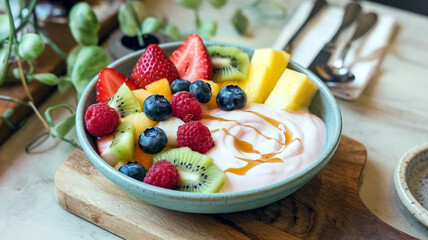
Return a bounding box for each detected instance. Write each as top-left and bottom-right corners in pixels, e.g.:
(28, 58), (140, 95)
(201, 103), (326, 193)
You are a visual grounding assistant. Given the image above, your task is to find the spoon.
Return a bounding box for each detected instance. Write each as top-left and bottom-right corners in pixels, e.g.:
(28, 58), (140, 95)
(308, 2), (362, 73)
(316, 12), (378, 85)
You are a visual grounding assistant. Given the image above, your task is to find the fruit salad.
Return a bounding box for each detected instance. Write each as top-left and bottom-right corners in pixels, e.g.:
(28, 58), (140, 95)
(84, 34), (326, 194)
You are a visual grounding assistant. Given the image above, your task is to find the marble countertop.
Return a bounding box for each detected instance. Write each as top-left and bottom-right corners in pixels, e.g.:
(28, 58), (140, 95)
(1, 0), (428, 239)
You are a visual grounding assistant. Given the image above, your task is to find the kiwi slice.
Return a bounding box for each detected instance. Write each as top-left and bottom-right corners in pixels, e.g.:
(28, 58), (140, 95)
(110, 122), (135, 160)
(153, 147), (226, 193)
(207, 45), (250, 83)
(108, 83), (141, 117)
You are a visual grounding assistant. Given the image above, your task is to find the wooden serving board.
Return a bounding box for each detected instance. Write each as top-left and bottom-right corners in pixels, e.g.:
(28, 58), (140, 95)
(54, 136), (416, 239)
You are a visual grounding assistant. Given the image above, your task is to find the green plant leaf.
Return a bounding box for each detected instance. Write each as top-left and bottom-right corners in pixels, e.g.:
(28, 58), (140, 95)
(69, 2), (100, 46)
(18, 33), (45, 61)
(118, 0), (147, 37)
(207, 0), (227, 8)
(58, 76), (73, 93)
(0, 14), (10, 41)
(71, 46), (111, 100)
(231, 9), (249, 35)
(0, 108), (15, 129)
(175, 0), (202, 10)
(66, 45), (83, 76)
(164, 24), (182, 41)
(50, 114), (76, 138)
(44, 104), (75, 138)
(29, 73), (59, 86)
(141, 16), (163, 35)
(197, 18), (217, 39)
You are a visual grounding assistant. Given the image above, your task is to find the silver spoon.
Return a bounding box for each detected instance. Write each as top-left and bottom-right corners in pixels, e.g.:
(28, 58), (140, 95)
(308, 2), (362, 72)
(316, 12), (378, 85)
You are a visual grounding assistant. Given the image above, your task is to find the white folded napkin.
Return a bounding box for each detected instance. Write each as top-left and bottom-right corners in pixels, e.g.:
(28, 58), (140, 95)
(273, 1), (396, 100)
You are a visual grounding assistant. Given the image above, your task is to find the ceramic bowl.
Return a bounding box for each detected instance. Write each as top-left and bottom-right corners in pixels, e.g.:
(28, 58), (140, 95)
(394, 143), (428, 227)
(76, 41), (342, 214)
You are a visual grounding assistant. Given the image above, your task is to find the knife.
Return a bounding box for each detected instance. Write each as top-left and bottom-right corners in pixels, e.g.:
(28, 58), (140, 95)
(283, 0), (327, 54)
(308, 2), (362, 73)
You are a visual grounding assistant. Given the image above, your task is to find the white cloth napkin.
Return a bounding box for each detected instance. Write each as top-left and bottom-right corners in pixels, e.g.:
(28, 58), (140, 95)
(273, 1), (396, 100)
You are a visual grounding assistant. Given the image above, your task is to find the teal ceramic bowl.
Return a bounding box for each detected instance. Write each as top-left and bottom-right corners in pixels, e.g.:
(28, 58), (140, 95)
(76, 41), (342, 214)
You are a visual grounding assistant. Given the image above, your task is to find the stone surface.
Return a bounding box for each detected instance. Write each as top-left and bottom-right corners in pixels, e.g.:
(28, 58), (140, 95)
(1, 0), (428, 239)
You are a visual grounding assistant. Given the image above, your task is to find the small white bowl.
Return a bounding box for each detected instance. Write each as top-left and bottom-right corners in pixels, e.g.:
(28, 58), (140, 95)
(394, 143), (428, 227)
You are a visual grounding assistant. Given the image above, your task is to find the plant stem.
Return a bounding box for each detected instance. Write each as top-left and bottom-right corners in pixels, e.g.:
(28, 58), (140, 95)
(0, 0), (16, 86)
(0, 95), (30, 106)
(194, 10), (201, 27)
(16, 0), (37, 31)
(61, 137), (82, 150)
(128, 2), (144, 47)
(30, 22), (67, 59)
(29, 101), (50, 130)
(16, 57), (50, 131)
(16, 57), (33, 102)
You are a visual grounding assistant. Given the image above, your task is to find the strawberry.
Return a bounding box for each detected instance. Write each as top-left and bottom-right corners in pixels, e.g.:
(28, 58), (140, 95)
(96, 68), (139, 103)
(131, 44), (179, 88)
(96, 135), (120, 167)
(170, 34), (212, 82)
(96, 135), (113, 155)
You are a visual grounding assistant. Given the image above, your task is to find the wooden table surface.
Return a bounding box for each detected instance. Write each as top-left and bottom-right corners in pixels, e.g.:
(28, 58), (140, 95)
(1, 0), (428, 239)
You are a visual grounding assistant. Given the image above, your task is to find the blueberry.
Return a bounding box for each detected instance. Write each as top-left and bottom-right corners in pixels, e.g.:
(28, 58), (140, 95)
(118, 162), (147, 181)
(189, 80), (212, 103)
(139, 127), (167, 154)
(170, 79), (191, 94)
(216, 85), (247, 111)
(143, 94), (171, 121)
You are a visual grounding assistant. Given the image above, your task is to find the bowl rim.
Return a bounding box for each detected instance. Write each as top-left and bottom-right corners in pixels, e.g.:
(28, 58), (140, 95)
(394, 142), (428, 227)
(76, 41), (342, 200)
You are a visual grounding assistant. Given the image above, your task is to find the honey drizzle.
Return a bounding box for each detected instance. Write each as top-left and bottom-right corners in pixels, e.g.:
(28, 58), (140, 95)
(205, 114), (282, 145)
(244, 110), (293, 146)
(211, 128), (260, 154)
(204, 111), (297, 176)
(226, 157), (282, 175)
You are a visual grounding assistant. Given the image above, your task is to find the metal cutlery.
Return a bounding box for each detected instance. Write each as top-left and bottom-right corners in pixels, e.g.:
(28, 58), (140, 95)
(308, 2), (362, 73)
(315, 12), (378, 85)
(283, 0), (328, 54)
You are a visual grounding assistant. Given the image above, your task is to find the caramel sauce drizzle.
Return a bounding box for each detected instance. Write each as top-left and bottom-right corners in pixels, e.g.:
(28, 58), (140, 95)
(204, 115), (282, 145)
(204, 111), (297, 176)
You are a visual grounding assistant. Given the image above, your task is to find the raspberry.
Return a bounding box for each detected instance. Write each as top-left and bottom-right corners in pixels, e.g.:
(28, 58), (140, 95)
(143, 160), (179, 189)
(177, 121), (214, 154)
(85, 103), (119, 137)
(170, 91), (202, 122)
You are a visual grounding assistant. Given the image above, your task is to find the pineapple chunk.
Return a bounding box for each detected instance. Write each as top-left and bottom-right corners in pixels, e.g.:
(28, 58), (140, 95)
(145, 78), (172, 100)
(120, 112), (157, 142)
(202, 79), (220, 109)
(242, 48), (290, 103)
(132, 89), (152, 108)
(265, 69), (318, 111)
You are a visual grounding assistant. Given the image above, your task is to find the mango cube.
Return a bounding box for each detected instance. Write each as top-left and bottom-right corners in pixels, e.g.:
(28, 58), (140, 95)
(202, 79), (220, 109)
(145, 78), (172, 100)
(132, 88), (152, 108)
(242, 48), (290, 103)
(265, 69), (318, 111)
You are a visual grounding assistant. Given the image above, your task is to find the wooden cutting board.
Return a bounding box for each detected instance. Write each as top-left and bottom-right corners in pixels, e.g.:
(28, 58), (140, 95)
(54, 136), (416, 239)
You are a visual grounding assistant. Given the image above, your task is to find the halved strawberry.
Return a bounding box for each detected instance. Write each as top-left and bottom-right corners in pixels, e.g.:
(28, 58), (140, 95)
(96, 68), (139, 103)
(131, 44), (179, 88)
(96, 135), (119, 167)
(170, 34), (213, 82)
